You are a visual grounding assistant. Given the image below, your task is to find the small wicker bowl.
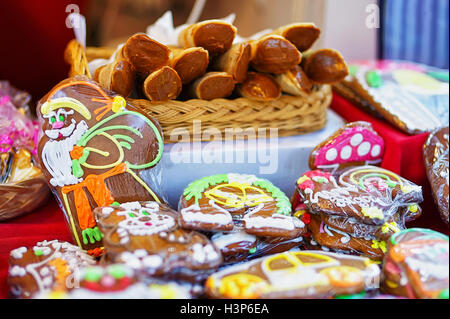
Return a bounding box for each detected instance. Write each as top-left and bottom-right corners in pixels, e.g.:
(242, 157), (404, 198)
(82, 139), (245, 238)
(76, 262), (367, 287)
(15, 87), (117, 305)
(0, 176), (49, 221)
(64, 40), (332, 143)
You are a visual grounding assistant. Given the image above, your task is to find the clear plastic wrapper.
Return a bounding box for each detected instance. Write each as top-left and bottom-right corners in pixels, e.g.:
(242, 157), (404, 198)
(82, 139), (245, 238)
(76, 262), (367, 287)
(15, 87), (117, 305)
(381, 228), (449, 299)
(423, 126), (449, 224)
(334, 60), (449, 134)
(34, 264), (194, 299)
(35, 76), (167, 256)
(296, 166), (423, 226)
(0, 82), (48, 221)
(205, 250), (380, 299)
(7, 240), (96, 298)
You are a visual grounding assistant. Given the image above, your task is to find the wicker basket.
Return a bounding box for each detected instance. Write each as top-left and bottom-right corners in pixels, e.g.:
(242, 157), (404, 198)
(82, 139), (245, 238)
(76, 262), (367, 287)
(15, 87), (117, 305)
(64, 40), (332, 143)
(0, 176), (49, 221)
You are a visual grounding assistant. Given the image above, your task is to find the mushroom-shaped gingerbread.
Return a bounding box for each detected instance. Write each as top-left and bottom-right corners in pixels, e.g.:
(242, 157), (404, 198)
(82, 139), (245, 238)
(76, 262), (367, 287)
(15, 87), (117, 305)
(309, 121), (385, 173)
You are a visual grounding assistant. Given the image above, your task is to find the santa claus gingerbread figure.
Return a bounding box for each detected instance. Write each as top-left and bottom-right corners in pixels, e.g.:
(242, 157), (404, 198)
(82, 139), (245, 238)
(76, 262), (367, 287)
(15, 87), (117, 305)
(37, 76), (165, 256)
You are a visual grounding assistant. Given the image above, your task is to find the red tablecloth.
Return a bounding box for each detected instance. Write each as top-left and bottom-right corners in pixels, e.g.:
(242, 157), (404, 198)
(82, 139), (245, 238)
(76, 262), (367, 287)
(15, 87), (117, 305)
(0, 94), (448, 299)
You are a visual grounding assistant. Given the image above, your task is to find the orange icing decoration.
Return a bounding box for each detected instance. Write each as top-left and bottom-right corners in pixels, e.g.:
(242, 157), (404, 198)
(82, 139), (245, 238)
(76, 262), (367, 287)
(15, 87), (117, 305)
(62, 163), (128, 230)
(48, 258), (71, 291)
(70, 145), (84, 160)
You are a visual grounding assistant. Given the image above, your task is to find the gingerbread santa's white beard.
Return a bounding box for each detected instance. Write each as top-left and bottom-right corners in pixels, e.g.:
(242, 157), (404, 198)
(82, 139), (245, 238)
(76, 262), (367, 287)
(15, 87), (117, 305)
(40, 120), (88, 187)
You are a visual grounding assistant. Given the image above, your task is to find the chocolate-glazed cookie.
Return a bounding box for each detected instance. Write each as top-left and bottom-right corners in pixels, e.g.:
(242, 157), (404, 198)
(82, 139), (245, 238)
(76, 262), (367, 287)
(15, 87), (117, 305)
(179, 173), (305, 238)
(424, 126), (449, 224)
(205, 250), (380, 299)
(7, 240), (95, 298)
(36, 76), (165, 256)
(94, 201), (222, 283)
(381, 228), (449, 299)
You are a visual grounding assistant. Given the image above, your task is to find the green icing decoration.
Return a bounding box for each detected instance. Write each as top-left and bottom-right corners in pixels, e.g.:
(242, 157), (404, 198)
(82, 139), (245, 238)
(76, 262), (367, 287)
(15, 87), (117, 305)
(390, 228), (449, 246)
(335, 291), (366, 299)
(249, 247), (257, 254)
(111, 202), (120, 207)
(34, 249), (43, 256)
(366, 70), (383, 88)
(183, 174), (292, 216)
(128, 213), (136, 218)
(82, 226), (104, 245)
(253, 179), (291, 216)
(76, 111), (164, 171)
(427, 71), (449, 83)
(84, 267), (104, 282)
(439, 289), (449, 299)
(348, 65), (359, 77)
(183, 174), (229, 203)
(108, 265), (126, 279)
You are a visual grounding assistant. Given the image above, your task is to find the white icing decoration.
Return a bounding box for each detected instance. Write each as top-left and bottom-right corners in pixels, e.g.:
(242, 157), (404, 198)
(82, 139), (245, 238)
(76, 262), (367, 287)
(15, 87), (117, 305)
(244, 204), (304, 231)
(227, 173), (258, 185)
(41, 120), (88, 187)
(115, 205), (175, 243)
(120, 201), (142, 210)
(180, 204), (232, 226)
(357, 142), (371, 156)
(142, 255), (163, 268)
(371, 145), (381, 157)
(356, 68), (442, 132)
(340, 145), (352, 160)
(10, 266), (27, 277)
(350, 133), (363, 146)
(211, 231), (256, 251)
(191, 243), (220, 264)
(326, 148), (338, 161)
(10, 247), (27, 259)
(101, 207), (114, 216)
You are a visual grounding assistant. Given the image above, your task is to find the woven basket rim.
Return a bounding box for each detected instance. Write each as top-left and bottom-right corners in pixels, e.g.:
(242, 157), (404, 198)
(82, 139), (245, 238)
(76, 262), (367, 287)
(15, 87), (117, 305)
(64, 40), (332, 143)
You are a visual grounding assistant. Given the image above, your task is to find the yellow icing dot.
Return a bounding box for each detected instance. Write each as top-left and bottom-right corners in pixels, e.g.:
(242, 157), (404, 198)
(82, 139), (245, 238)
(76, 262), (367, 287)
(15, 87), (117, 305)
(408, 204), (418, 213)
(361, 207), (384, 220)
(149, 284), (178, 299)
(385, 280), (398, 289)
(294, 210), (306, 218)
(382, 222), (400, 234)
(48, 290), (67, 299)
(371, 240), (387, 253)
(112, 96), (126, 113)
(297, 175), (310, 185)
(400, 185), (413, 194)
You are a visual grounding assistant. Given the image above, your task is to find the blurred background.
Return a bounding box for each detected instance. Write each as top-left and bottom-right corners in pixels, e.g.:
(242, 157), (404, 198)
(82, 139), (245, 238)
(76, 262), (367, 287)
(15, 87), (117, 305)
(0, 0), (448, 105)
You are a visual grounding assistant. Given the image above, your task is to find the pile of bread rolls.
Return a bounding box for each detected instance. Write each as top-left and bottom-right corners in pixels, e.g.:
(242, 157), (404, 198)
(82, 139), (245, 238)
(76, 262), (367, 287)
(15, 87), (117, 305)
(94, 19), (349, 102)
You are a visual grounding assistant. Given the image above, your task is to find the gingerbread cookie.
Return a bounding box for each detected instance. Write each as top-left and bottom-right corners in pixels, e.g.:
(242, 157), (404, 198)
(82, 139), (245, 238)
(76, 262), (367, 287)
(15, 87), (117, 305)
(309, 121), (384, 173)
(296, 167), (422, 226)
(307, 214), (386, 261)
(179, 173), (305, 238)
(382, 228), (449, 299)
(35, 263), (192, 299)
(424, 126), (449, 224)
(36, 76), (165, 256)
(7, 240), (95, 298)
(334, 61), (447, 134)
(205, 250), (380, 299)
(94, 201), (222, 283)
(211, 230), (305, 264)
